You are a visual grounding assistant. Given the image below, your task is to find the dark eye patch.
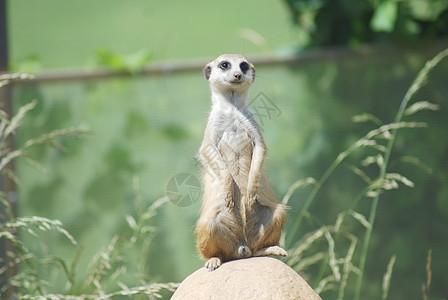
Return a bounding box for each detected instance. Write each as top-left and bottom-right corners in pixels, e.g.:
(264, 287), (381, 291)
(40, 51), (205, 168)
(219, 61), (231, 70)
(240, 62), (250, 73)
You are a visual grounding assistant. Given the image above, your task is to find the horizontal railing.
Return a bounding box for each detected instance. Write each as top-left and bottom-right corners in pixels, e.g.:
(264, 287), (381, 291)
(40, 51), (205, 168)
(3, 40), (448, 84)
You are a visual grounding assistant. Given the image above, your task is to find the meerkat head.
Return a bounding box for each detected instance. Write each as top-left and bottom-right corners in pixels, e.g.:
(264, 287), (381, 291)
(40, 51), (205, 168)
(204, 54), (255, 96)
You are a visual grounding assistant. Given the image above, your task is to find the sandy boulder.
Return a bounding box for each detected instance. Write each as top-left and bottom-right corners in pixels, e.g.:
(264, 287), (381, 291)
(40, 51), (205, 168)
(171, 257), (322, 300)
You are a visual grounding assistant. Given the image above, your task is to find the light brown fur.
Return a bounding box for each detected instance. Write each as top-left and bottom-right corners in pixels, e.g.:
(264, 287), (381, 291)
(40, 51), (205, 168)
(195, 54), (287, 271)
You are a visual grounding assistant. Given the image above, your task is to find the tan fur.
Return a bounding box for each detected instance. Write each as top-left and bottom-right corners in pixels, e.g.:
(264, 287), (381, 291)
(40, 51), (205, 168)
(195, 54), (287, 271)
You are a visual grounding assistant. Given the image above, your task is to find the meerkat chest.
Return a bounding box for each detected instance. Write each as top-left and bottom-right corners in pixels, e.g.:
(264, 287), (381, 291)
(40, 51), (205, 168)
(215, 110), (255, 155)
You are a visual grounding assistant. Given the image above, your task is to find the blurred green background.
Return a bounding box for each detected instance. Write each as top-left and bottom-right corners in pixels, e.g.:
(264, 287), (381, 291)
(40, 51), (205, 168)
(3, 0), (448, 299)
(9, 0), (296, 70)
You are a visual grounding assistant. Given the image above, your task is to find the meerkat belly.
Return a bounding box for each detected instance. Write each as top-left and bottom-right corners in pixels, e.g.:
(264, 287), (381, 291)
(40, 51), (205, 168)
(219, 122), (254, 182)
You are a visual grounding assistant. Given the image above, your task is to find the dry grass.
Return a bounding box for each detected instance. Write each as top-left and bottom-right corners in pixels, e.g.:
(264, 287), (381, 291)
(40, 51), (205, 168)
(0, 75), (177, 299)
(284, 48), (448, 299)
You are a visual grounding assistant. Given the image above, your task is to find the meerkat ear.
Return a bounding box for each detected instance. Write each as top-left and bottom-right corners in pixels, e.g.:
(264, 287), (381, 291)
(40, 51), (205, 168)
(204, 65), (212, 81)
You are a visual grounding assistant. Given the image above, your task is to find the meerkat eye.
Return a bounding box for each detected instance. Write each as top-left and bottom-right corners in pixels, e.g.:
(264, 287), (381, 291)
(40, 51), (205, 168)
(240, 62), (250, 73)
(219, 61), (231, 70)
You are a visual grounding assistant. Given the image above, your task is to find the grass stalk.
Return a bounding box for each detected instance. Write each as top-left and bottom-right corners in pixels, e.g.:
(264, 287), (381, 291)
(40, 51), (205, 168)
(382, 255), (396, 300)
(422, 249), (432, 300)
(285, 159), (336, 248)
(285, 122), (422, 249)
(353, 48), (448, 300)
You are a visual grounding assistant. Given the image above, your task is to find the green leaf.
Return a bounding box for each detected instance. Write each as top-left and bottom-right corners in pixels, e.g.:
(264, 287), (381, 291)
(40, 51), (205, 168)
(371, 1), (398, 33)
(96, 49), (126, 71)
(95, 49), (152, 74)
(408, 0), (448, 21)
(123, 49), (152, 73)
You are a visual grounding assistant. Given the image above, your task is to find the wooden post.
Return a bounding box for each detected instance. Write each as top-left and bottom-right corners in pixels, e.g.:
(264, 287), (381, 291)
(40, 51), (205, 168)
(0, 0), (18, 297)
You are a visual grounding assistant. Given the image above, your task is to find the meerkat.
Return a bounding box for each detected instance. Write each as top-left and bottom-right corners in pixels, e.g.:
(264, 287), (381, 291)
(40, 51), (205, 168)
(195, 54), (288, 271)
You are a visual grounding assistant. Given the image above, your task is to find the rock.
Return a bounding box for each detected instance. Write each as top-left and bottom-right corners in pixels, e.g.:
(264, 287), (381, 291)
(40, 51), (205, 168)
(171, 257), (322, 300)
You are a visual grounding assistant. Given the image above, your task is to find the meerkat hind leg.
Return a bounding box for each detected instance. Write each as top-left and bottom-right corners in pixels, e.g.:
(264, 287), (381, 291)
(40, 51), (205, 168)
(253, 245), (288, 257)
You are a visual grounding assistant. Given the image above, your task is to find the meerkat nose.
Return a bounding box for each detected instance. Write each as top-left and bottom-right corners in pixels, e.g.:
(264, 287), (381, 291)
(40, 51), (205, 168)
(233, 73), (242, 81)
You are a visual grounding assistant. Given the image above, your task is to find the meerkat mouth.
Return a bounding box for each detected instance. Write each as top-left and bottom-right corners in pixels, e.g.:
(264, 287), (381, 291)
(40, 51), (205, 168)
(227, 79), (244, 85)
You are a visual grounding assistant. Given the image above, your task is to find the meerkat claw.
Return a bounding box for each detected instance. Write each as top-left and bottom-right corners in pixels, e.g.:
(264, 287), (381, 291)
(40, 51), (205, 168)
(205, 257), (222, 271)
(247, 194), (258, 207)
(224, 194), (234, 210)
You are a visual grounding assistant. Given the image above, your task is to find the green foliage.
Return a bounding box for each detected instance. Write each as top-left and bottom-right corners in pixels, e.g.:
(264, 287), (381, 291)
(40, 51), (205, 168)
(9, 0), (293, 70)
(94, 49), (152, 74)
(0, 189), (178, 298)
(7, 44), (448, 298)
(0, 77), (177, 298)
(7, 1), (447, 298)
(76, 192), (179, 299)
(282, 0), (448, 47)
(284, 48), (448, 299)
(0, 211), (77, 295)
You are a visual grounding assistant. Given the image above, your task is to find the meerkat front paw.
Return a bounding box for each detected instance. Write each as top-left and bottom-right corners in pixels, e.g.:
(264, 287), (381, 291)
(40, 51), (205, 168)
(205, 257), (222, 271)
(246, 182), (259, 207)
(245, 192), (258, 207)
(223, 193), (234, 210)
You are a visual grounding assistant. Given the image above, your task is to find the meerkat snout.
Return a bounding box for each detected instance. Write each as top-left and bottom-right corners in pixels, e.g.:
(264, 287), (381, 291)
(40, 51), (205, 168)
(233, 72), (242, 81)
